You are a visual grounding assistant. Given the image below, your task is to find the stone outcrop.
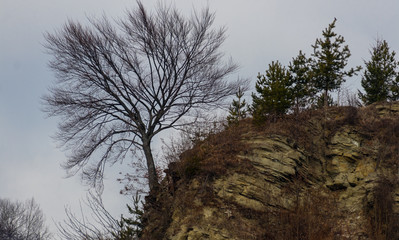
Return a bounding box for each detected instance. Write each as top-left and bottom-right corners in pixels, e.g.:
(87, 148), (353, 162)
(141, 103), (399, 240)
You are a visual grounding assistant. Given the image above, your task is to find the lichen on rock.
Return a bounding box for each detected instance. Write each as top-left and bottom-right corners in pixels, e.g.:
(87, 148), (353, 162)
(140, 102), (399, 240)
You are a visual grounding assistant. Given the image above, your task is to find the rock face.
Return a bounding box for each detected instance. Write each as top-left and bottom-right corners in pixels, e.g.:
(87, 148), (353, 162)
(141, 103), (399, 240)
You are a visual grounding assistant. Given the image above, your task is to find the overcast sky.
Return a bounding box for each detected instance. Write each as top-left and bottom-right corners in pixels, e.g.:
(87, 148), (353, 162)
(1, 0), (399, 237)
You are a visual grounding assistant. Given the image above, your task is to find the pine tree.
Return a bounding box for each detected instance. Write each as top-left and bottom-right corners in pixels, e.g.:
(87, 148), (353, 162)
(311, 18), (361, 107)
(227, 87), (247, 125)
(391, 76), (399, 101)
(251, 61), (292, 122)
(113, 192), (144, 239)
(359, 38), (398, 105)
(289, 50), (315, 113)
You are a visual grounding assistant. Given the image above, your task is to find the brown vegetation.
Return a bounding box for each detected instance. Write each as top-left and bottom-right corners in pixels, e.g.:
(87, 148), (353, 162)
(140, 102), (399, 240)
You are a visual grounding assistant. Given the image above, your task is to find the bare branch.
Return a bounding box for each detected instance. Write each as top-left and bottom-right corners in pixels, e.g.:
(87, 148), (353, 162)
(43, 1), (241, 192)
(56, 191), (124, 240)
(0, 198), (52, 240)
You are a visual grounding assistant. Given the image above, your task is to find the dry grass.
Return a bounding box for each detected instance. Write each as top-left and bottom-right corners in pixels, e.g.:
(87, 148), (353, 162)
(174, 119), (252, 181)
(142, 102), (399, 240)
(357, 104), (399, 169)
(367, 177), (399, 240)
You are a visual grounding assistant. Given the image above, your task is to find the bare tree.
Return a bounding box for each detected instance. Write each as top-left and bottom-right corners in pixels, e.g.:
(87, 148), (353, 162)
(0, 198), (52, 240)
(43, 1), (240, 192)
(57, 191), (143, 240)
(56, 192), (122, 240)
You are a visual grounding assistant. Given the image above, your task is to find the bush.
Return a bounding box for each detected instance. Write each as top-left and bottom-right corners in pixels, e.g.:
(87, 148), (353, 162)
(368, 177), (399, 239)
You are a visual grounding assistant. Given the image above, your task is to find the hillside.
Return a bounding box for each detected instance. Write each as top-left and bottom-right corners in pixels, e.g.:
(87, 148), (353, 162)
(140, 103), (399, 240)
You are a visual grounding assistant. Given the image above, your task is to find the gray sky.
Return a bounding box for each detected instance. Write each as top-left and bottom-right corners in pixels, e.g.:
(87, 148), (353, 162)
(1, 0), (399, 236)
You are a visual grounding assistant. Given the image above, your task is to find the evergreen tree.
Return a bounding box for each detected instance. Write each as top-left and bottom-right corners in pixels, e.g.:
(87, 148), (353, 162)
(315, 93), (334, 108)
(113, 192), (144, 239)
(391, 76), (399, 101)
(251, 61), (292, 122)
(359, 38), (398, 104)
(289, 50), (315, 113)
(227, 87), (247, 125)
(311, 18), (361, 107)
(361, 39), (397, 103)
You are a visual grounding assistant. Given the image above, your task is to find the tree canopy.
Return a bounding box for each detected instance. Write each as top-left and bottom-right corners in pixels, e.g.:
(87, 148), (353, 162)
(44, 1), (240, 192)
(251, 61), (292, 122)
(227, 87), (247, 125)
(359, 38), (398, 104)
(289, 50), (315, 113)
(0, 198), (51, 240)
(311, 18), (360, 107)
(251, 18), (361, 120)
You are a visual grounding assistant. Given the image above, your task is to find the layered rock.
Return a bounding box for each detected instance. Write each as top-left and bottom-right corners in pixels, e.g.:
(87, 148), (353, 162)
(141, 103), (399, 240)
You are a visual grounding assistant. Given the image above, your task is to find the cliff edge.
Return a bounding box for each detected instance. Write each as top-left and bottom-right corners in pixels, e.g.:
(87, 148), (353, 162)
(141, 103), (399, 240)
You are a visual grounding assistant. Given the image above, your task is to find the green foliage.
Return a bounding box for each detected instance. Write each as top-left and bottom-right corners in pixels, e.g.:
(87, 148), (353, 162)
(113, 192), (144, 240)
(251, 18), (361, 120)
(359, 39), (398, 104)
(251, 61), (293, 122)
(227, 87), (247, 125)
(315, 94), (334, 109)
(392, 76), (399, 101)
(289, 50), (316, 113)
(311, 18), (361, 107)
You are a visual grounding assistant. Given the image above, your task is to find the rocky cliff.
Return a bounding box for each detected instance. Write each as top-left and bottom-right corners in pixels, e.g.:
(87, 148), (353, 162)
(140, 103), (399, 240)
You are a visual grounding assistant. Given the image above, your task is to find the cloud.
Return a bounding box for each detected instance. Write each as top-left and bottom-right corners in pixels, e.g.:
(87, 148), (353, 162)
(1, 0), (399, 236)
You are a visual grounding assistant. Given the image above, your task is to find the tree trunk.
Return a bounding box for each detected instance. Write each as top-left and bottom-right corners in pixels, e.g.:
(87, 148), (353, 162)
(142, 137), (159, 193)
(324, 89), (328, 108)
